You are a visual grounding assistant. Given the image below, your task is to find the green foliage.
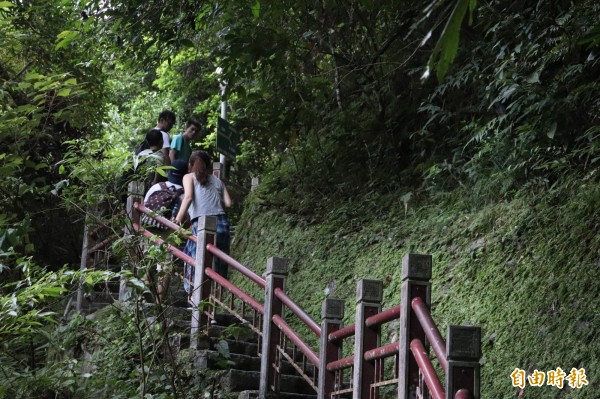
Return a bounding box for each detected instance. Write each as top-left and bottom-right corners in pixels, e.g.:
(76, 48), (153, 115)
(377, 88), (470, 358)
(0, 260), (116, 398)
(0, 0), (109, 270)
(415, 0), (600, 203)
(427, 0), (478, 81)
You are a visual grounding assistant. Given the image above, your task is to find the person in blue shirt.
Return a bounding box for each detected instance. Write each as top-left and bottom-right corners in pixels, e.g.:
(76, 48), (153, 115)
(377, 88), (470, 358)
(169, 119), (202, 164)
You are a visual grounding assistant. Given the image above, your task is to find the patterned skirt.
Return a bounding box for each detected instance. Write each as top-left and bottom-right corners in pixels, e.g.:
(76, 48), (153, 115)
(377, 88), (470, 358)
(183, 214), (230, 293)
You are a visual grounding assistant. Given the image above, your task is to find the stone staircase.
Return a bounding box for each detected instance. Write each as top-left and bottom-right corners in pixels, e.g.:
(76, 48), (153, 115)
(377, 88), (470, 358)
(81, 275), (318, 399)
(195, 320), (317, 398)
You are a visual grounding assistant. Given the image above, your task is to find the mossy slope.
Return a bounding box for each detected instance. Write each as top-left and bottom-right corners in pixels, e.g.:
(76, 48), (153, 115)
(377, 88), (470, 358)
(231, 181), (600, 398)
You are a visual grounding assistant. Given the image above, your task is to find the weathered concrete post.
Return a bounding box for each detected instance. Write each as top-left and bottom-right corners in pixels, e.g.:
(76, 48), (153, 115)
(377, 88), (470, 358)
(251, 177), (260, 192)
(190, 216), (217, 348)
(446, 326), (481, 399)
(353, 279), (383, 399)
(126, 181), (144, 229)
(120, 181), (144, 301)
(318, 298), (345, 399)
(398, 254), (432, 399)
(259, 257), (288, 397)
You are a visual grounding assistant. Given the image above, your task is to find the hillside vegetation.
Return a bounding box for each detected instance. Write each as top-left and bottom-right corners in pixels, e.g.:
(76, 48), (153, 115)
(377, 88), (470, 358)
(231, 177), (600, 398)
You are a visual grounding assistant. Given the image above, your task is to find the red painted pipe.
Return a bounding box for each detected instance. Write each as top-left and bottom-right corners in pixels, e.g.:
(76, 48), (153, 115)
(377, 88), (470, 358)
(272, 314), (319, 366)
(135, 203), (197, 242)
(364, 341), (400, 361)
(206, 243), (266, 288)
(329, 305), (401, 343)
(274, 287), (321, 337)
(140, 225), (265, 314)
(205, 267), (264, 314)
(410, 339), (445, 399)
(328, 323), (356, 342)
(138, 225), (196, 265)
(411, 297), (448, 372)
(326, 355), (354, 372)
(365, 305), (401, 328)
(455, 388), (471, 399)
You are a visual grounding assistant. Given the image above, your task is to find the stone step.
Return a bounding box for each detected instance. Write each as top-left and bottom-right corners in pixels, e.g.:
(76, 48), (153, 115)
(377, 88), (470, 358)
(193, 348), (309, 377)
(169, 332), (190, 351)
(194, 349), (261, 371)
(221, 369), (316, 395)
(207, 324), (258, 342)
(210, 338), (260, 357)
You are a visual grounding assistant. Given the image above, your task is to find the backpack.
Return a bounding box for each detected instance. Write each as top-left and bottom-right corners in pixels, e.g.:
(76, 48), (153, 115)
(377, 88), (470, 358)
(141, 183), (184, 230)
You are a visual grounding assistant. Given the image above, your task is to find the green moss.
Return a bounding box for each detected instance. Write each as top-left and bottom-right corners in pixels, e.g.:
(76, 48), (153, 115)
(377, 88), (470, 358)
(231, 180), (600, 398)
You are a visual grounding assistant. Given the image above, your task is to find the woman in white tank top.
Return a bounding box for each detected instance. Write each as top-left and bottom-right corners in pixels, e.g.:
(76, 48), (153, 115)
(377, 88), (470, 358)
(174, 151), (232, 290)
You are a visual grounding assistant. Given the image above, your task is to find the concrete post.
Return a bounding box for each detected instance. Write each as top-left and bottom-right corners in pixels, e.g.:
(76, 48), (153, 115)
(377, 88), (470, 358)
(398, 254), (432, 399)
(125, 181), (144, 229)
(190, 216), (217, 348)
(318, 298), (345, 399)
(121, 181), (144, 301)
(251, 177), (260, 192)
(259, 257), (288, 397)
(446, 326), (481, 399)
(353, 279), (383, 399)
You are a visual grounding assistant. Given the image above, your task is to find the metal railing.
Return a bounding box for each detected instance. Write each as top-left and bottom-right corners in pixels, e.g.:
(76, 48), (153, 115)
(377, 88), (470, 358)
(116, 181), (483, 399)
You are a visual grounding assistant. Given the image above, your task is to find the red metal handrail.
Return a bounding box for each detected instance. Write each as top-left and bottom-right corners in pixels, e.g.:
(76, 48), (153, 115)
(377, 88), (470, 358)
(411, 297), (448, 372)
(364, 341), (400, 361)
(134, 203), (197, 242)
(328, 323), (356, 342)
(137, 224), (265, 314)
(205, 267), (264, 314)
(132, 209), (478, 398)
(272, 314), (319, 366)
(326, 354), (354, 372)
(274, 287), (321, 337)
(137, 225), (196, 265)
(365, 304), (401, 328)
(329, 304), (400, 343)
(135, 207), (269, 315)
(410, 339), (445, 399)
(206, 243), (266, 288)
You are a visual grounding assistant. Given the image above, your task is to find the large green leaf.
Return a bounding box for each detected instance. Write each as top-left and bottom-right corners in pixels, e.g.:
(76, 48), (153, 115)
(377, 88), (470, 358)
(427, 0), (477, 81)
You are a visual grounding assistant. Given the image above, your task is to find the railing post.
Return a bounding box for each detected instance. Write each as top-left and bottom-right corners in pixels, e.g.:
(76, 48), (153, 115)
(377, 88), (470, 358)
(190, 216), (217, 349)
(398, 253), (432, 399)
(318, 298), (345, 399)
(121, 181), (144, 301)
(446, 326), (481, 399)
(353, 279), (383, 399)
(259, 257), (288, 397)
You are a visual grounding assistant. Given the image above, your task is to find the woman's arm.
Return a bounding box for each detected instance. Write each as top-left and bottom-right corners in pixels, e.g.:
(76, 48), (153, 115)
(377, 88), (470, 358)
(175, 174), (194, 224)
(222, 183), (233, 208)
